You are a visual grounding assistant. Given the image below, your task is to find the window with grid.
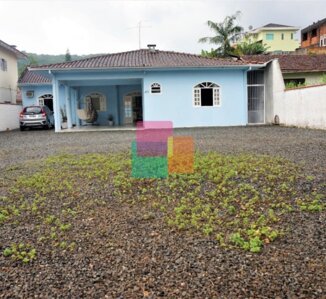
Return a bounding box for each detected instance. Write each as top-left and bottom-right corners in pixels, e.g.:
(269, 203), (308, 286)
(193, 82), (221, 107)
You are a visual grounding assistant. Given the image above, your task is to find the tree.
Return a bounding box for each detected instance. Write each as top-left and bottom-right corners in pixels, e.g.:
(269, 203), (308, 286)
(200, 48), (218, 58)
(65, 49), (72, 62)
(199, 12), (243, 57)
(234, 41), (269, 55)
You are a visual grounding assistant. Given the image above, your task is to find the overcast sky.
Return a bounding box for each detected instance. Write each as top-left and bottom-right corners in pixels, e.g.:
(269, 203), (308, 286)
(0, 0), (324, 55)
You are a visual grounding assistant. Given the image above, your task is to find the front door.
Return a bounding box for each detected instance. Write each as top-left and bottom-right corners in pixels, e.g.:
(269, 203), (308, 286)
(124, 94), (143, 125)
(124, 96), (133, 125)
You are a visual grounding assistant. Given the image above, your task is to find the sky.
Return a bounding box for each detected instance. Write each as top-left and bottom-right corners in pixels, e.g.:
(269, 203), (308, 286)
(0, 0), (325, 55)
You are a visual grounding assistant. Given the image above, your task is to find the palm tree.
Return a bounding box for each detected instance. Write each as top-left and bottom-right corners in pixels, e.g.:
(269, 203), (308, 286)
(199, 12), (243, 57)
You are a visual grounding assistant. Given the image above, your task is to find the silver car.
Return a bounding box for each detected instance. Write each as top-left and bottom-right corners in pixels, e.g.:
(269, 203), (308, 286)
(19, 106), (54, 131)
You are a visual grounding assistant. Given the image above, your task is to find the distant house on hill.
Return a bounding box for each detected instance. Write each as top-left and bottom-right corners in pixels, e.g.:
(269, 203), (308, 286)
(239, 23), (300, 53)
(301, 18), (326, 54)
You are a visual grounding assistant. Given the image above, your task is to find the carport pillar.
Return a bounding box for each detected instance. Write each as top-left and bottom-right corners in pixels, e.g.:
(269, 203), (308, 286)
(65, 85), (73, 129)
(74, 89), (80, 128)
(53, 78), (61, 132)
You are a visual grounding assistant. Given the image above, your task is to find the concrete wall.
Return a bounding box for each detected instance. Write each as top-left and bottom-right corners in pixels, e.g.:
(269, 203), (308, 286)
(0, 103), (22, 131)
(267, 59), (326, 129)
(274, 84), (326, 129)
(0, 47), (19, 103)
(264, 59), (285, 124)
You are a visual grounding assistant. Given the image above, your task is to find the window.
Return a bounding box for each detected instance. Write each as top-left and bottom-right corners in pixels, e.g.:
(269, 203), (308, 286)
(291, 33), (294, 40)
(311, 29), (317, 37)
(151, 83), (161, 94)
(281, 33), (284, 40)
(266, 33), (274, 40)
(84, 92), (106, 111)
(302, 32), (308, 41)
(193, 82), (220, 107)
(0, 58), (7, 71)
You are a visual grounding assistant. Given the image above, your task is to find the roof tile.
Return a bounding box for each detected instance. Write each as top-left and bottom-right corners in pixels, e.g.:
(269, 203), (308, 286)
(31, 49), (249, 70)
(243, 54), (326, 72)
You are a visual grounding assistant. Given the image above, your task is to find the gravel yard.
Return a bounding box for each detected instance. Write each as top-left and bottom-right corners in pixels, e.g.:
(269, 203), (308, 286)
(0, 126), (325, 298)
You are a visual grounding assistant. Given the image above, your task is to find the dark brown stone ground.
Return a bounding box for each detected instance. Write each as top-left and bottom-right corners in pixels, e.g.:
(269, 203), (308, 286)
(0, 126), (325, 298)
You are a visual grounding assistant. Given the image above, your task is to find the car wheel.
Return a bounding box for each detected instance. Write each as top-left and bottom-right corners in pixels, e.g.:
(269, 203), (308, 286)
(20, 126), (25, 131)
(44, 121), (51, 130)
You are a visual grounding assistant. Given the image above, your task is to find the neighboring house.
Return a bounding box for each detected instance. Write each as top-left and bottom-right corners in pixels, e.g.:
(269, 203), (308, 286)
(240, 23), (300, 53)
(243, 54), (326, 86)
(0, 39), (26, 131)
(301, 18), (326, 51)
(19, 45), (273, 131)
(0, 39), (26, 103)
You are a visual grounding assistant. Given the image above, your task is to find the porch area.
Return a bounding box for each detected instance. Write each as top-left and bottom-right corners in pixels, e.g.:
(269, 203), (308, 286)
(52, 74), (144, 132)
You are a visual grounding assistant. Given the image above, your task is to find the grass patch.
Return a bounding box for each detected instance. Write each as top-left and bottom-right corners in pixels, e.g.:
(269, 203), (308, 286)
(0, 152), (324, 262)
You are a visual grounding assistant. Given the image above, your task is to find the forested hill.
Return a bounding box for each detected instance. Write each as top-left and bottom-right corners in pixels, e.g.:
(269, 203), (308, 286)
(18, 52), (105, 75)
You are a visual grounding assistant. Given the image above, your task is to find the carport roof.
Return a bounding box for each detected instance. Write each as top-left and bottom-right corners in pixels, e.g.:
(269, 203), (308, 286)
(27, 49), (264, 71)
(19, 68), (52, 84)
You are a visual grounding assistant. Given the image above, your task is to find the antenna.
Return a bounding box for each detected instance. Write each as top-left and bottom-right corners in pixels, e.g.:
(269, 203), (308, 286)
(127, 21), (151, 49)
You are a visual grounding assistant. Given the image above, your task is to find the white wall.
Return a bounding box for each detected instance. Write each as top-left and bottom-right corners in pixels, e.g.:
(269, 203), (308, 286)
(274, 84), (326, 129)
(267, 59), (326, 130)
(0, 47), (18, 104)
(0, 103), (22, 131)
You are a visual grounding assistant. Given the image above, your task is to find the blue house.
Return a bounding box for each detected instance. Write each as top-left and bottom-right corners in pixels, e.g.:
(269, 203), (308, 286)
(18, 46), (268, 132)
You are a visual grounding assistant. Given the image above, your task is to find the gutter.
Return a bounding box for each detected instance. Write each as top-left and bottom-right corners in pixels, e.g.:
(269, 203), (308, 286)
(27, 64), (268, 72)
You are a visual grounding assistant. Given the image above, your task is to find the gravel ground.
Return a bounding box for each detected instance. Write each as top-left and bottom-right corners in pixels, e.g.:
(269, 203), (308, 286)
(0, 126), (325, 298)
(1, 126), (325, 175)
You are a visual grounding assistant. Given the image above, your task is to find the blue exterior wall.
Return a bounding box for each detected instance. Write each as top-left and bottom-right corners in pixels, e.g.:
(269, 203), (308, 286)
(20, 84), (65, 110)
(21, 67), (249, 130)
(143, 69), (248, 127)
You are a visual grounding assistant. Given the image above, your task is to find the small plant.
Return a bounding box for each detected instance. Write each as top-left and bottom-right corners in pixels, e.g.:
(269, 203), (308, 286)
(321, 73), (326, 84)
(108, 114), (114, 126)
(60, 106), (67, 122)
(3, 243), (37, 263)
(285, 81), (306, 89)
(59, 223), (72, 232)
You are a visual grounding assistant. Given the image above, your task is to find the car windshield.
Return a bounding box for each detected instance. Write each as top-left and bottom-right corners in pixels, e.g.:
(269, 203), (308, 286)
(24, 107), (42, 114)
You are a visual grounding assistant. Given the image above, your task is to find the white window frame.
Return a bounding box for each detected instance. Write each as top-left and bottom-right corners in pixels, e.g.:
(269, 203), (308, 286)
(320, 35), (326, 47)
(150, 82), (162, 94)
(193, 82), (221, 107)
